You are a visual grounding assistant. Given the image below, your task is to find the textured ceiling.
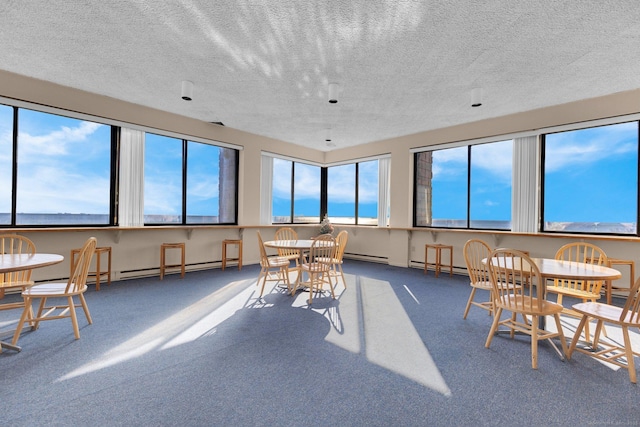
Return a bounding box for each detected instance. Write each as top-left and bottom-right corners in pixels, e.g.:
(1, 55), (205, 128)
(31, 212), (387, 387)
(1, 1), (640, 151)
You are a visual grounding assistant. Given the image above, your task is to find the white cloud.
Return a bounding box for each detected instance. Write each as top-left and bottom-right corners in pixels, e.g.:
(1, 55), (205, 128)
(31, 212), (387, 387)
(545, 122), (637, 172)
(15, 120), (110, 213)
(19, 121), (102, 157)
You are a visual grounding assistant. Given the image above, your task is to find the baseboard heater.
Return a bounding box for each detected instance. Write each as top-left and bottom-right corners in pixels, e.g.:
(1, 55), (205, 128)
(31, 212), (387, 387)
(344, 252), (388, 264)
(119, 260), (220, 280)
(411, 260), (465, 275)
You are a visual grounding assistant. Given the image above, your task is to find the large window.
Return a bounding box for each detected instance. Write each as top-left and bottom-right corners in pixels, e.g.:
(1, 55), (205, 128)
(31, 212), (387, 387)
(470, 141), (512, 229)
(293, 163), (321, 223)
(542, 122), (639, 234)
(327, 164), (355, 223)
(0, 105), (13, 225)
(0, 102), (238, 227)
(15, 108), (112, 225)
(145, 134), (238, 224)
(272, 159), (320, 223)
(327, 160), (379, 225)
(186, 141), (237, 224)
(144, 133), (183, 224)
(358, 160), (379, 225)
(414, 140), (512, 229)
(272, 158), (293, 223)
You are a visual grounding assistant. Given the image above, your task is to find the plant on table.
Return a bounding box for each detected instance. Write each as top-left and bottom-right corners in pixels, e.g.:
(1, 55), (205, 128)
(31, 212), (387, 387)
(319, 214), (334, 235)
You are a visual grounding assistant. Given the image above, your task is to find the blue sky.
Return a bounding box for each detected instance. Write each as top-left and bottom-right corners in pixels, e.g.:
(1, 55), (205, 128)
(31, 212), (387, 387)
(430, 122), (638, 225)
(272, 158), (379, 220)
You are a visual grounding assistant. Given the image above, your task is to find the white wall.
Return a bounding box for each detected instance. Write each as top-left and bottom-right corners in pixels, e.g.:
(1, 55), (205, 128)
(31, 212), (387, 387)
(1, 70), (640, 291)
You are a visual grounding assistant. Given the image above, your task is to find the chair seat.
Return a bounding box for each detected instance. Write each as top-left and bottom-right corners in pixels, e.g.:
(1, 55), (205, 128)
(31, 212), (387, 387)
(315, 257), (340, 264)
(301, 262), (331, 273)
(546, 285), (602, 300)
(573, 301), (639, 326)
(265, 256), (290, 268)
(23, 282), (88, 297)
(499, 295), (565, 316)
(470, 280), (492, 291)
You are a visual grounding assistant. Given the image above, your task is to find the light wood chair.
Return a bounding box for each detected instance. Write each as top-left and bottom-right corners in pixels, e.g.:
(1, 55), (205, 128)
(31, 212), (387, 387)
(294, 233), (336, 305)
(485, 248), (568, 369)
(547, 242), (608, 341)
(462, 239), (494, 319)
(256, 232), (291, 297)
(0, 234), (36, 305)
(568, 276), (640, 383)
(12, 237), (97, 346)
(274, 227), (301, 269)
(327, 230), (348, 287)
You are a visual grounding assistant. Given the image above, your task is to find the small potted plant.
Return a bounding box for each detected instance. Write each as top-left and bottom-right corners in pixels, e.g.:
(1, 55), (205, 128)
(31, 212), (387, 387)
(319, 214), (334, 236)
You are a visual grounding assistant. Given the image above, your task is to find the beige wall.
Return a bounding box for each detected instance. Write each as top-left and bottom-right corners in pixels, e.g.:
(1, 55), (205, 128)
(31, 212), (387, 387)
(1, 69), (640, 289)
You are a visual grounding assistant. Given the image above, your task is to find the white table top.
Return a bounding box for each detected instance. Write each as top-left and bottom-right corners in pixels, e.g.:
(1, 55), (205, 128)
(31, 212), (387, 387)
(484, 256), (622, 281)
(0, 253), (64, 274)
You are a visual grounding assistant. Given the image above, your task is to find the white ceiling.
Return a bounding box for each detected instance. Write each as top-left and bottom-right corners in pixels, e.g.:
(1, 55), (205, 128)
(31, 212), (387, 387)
(1, 1), (640, 151)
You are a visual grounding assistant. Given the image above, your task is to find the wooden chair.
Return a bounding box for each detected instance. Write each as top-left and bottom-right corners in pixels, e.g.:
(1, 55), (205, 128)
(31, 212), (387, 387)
(256, 232), (291, 297)
(462, 239), (494, 319)
(12, 237), (97, 346)
(274, 227), (302, 269)
(326, 230), (348, 287)
(547, 242), (608, 341)
(294, 234), (336, 305)
(0, 235), (36, 315)
(568, 276), (640, 383)
(485, 248), (568, 369)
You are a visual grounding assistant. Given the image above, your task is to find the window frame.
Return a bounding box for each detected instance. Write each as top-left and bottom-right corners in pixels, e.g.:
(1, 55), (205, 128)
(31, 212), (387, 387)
(540, 121), (640, 236)
(413, 140), (513, 231)
(0, 99), (240, 228)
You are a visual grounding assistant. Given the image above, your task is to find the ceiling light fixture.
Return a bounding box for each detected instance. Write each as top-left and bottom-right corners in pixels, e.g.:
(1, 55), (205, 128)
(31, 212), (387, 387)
(181, 80), (194, 101)
(471, 87), (482, 107)
(328, 83), (339, 104)
(325, 128), (332, 142)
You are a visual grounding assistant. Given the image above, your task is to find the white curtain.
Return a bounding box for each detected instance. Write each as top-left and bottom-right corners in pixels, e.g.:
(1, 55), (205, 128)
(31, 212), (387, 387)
(378, 157), (391, 227)
(119, 128), (145, 226)
(260, 155), (273, 225)
(512, 136), (538, 233)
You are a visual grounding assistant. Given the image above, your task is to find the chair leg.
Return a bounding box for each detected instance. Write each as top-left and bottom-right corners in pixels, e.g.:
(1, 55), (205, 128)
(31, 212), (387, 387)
(338, 264), (346, 288)
(281, 267), (291, 294)
(593, 319), (605, 348)
(485, 307), (502, 348)
(584, 315), (591, 344)
(463, 288), (477, 319)
(552, 313), (569, 357)
(259, 270), (269, 297)
(79, 293), (93, 324)
(325, 272), (336, 299)
(531, 315), (539, 369)
(34, 297), (47, 330)
(11, 297), (32, 346)
(622, 326), (637, 384)
(567, 315), (589, 359)
(308, 273), (315, 305)
(68, 296), (80, 339)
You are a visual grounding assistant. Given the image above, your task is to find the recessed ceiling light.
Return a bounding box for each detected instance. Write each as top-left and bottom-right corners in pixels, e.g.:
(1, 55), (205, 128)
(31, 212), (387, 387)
(328, 83), (339, 104)
(471, 87), (482, 107)
(181, 80), (194, 101)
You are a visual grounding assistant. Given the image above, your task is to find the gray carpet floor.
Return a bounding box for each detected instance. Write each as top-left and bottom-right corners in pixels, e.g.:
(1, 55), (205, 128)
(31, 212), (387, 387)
(0, 260), (637, 426)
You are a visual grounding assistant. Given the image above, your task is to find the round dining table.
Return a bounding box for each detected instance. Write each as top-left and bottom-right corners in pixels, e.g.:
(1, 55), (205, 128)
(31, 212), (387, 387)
(483, 255), (622, 358)
(484, 256), (622, 282)
(0, 253), (64, 352)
